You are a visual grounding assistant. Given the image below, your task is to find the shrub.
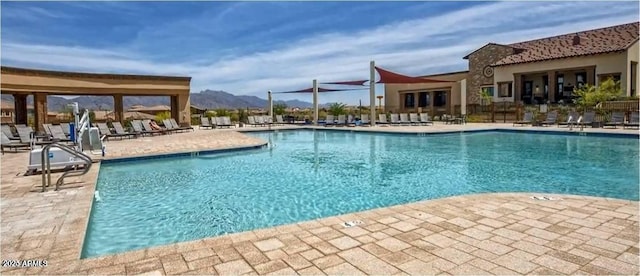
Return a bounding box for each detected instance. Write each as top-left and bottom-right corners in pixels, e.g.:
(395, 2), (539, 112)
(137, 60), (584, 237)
(155, 111), (171, 122)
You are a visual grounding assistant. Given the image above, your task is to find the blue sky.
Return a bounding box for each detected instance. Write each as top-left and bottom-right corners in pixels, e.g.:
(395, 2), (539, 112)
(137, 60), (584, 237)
(2, 1), (639, 104)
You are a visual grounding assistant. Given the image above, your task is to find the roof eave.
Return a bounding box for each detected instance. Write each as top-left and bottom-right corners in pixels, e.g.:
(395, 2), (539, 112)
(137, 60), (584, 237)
(491, 49), (628, 67)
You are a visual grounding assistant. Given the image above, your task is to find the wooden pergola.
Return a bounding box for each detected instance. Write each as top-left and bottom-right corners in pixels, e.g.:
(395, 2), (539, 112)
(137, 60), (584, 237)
(0, 66), (192, 132)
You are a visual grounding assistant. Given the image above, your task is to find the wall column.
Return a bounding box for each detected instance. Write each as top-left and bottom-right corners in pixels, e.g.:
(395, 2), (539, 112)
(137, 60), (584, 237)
(14, 94), (28, 125)
(33, 93), (47, 132)
(429, 91), (435, 115)
(172, 92), (190, 126)
(548, 71), (556, 103)
(513, 74), (522, 103)
(446, 90), (452, 114)
(586, 66), (596, 86)
(114, 94), (124, 123)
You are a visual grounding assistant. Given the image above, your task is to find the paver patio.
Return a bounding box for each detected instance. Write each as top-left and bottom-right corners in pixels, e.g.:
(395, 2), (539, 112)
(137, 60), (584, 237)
(1, 124), (638, 275)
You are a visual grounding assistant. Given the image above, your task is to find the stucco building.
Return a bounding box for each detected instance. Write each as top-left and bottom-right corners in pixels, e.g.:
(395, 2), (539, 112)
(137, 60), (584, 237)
(385, 22), (639, 115)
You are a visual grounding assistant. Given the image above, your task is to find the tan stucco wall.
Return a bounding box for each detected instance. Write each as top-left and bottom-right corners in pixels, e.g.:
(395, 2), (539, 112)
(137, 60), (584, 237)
(494, 52), (632, 100)
(384, 72), (467, 113)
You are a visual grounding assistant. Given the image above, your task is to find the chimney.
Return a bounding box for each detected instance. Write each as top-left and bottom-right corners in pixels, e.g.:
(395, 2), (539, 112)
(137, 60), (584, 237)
(572, 34), (581, 46)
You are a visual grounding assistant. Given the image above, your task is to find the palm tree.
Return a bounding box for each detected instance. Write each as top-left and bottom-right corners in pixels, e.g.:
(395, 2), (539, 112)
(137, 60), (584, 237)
(328, 103), (347, 116)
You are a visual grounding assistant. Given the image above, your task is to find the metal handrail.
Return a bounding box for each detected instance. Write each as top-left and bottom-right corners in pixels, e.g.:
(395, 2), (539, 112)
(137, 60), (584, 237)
(41, 143), (93, 192)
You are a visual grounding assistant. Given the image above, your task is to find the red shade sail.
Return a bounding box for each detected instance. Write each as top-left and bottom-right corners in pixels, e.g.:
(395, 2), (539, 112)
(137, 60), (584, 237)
(273, 87), (363, 94)
(375, 66), (452, 84)
(321, 80), (369, 86)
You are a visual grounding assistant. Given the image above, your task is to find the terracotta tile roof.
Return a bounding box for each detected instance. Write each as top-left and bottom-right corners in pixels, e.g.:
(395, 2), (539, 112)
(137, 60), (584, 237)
(493, 22), (639, 66)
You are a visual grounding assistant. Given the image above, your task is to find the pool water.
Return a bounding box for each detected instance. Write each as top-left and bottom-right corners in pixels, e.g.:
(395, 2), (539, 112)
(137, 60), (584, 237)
(83, 130), (639, 258)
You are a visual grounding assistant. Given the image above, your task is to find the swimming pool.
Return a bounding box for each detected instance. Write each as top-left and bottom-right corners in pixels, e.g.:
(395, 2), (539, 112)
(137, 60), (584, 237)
(83, 130), (639, 258)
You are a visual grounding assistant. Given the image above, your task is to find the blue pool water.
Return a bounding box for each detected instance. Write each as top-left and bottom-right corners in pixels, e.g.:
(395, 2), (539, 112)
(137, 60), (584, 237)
(83, 130), (639, 258)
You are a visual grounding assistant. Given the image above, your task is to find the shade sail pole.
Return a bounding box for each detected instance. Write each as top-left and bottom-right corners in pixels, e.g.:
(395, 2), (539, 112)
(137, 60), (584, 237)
(460, 79), (467, 116)
(268, 90), (273, 119)
(313, 79), (319, 126)
(369, 60), (376, 127)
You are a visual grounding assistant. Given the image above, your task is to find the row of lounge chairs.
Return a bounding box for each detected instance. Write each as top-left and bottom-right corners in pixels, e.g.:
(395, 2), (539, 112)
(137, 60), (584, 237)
(199, 116), (235, 129)
(514, 111), (639, 129)
(1, 124), (56, 154)
(112, 119), (193, 139)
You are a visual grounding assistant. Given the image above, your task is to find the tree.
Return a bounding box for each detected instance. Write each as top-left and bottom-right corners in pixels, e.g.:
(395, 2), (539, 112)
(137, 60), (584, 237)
(328, 103), (347, 116)
(573, 77), (623, 111)
(88, 111), (96, 122)
(477, 88), (493, 111)
(273, 103), (287, 115)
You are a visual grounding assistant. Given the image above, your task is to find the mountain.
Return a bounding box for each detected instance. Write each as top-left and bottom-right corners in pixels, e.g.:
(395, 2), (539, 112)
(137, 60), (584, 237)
(1, 90), (316, 111)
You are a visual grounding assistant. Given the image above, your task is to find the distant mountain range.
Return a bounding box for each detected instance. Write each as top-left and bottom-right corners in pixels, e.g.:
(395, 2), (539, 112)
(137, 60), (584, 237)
(1, 90), (327, 112)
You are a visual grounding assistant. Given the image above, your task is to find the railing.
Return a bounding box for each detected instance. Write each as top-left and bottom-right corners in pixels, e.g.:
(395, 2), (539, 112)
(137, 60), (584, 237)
(41, 143), (92, 192)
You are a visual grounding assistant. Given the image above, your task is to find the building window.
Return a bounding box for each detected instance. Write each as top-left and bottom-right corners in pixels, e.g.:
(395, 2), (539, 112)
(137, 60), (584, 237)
(434, 91), (447, 107)
(497, 82), (512, 97)
(404, 93), (415, 108)
(576, 72), (587, 89)
(598, 73), (622, 90)
(481, 86), (494, 97)
(418, 92), (430, 107)
(556, 74), (564, 102)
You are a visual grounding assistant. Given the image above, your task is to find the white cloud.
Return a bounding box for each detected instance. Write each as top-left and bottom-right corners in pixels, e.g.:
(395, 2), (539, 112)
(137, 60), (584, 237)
(2, 1), (638, 104)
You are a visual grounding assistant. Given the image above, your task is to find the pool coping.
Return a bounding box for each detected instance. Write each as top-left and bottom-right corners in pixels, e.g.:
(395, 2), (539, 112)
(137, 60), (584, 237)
(238, 126), (639, 138)
(99, 142), (269, 164)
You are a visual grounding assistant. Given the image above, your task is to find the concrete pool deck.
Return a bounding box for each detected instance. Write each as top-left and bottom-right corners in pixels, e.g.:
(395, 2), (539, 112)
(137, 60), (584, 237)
(0, 123), (638, 275)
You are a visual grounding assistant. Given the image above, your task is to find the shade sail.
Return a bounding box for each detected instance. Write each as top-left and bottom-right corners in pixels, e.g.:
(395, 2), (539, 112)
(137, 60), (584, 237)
(321, 80), (369, 86)
(375, 66), (452, 84)
(273, 87), (364, 94)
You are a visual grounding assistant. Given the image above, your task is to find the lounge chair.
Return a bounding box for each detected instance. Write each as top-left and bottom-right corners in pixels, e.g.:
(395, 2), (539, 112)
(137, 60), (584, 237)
(577, 111), (595, 128)
(97, 123), (129, 140)
(399, 113), (411, 126)
(15, 125), (52, 147)
(247, 116), (258, 127)
(112, 122), (138, 138)
(60, 122), (71, 136)
(255, 116), (265, 127)
(223, 116), (235, 128)
(142, 120), (168, 135)
(214, 117), (230, 128)
(558, 112), (580, 127)
(360, 114), (371, 126)
(200, 117), (213, 129)
(275, 115), (285, 126)
(419, 114), (434, 126)
(335, 115), (347, 126)
(161, 119), (179, 133)
(48, 125), (74, 143)
(623, 112), (639, 129)
(325, 115), (335, 127)
(409, 113), (420, 125)
(131, 120), (158, 136)
(389, 114), (401, 126)
(513, 112), (534, 126)
(2, 125), (20, 141)
(171, 118), (194, 132)
(264, 116), (273, 126)
(378, 114), (389, 126)
(539, 111), (558, 126)
(346, 115), (356, 127)
(603, 112), (624, 128)
(1, 132), (30, 154)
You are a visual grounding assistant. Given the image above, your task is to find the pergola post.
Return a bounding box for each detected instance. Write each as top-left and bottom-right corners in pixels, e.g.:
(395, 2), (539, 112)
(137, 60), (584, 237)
(33, 93), (47, 132)
(114, 94), (124, 123)
(171, 92), (191, 126)
(369, 60), (376, 126)
(13, 94), (28, 125)
(313, 79), (319, 126)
